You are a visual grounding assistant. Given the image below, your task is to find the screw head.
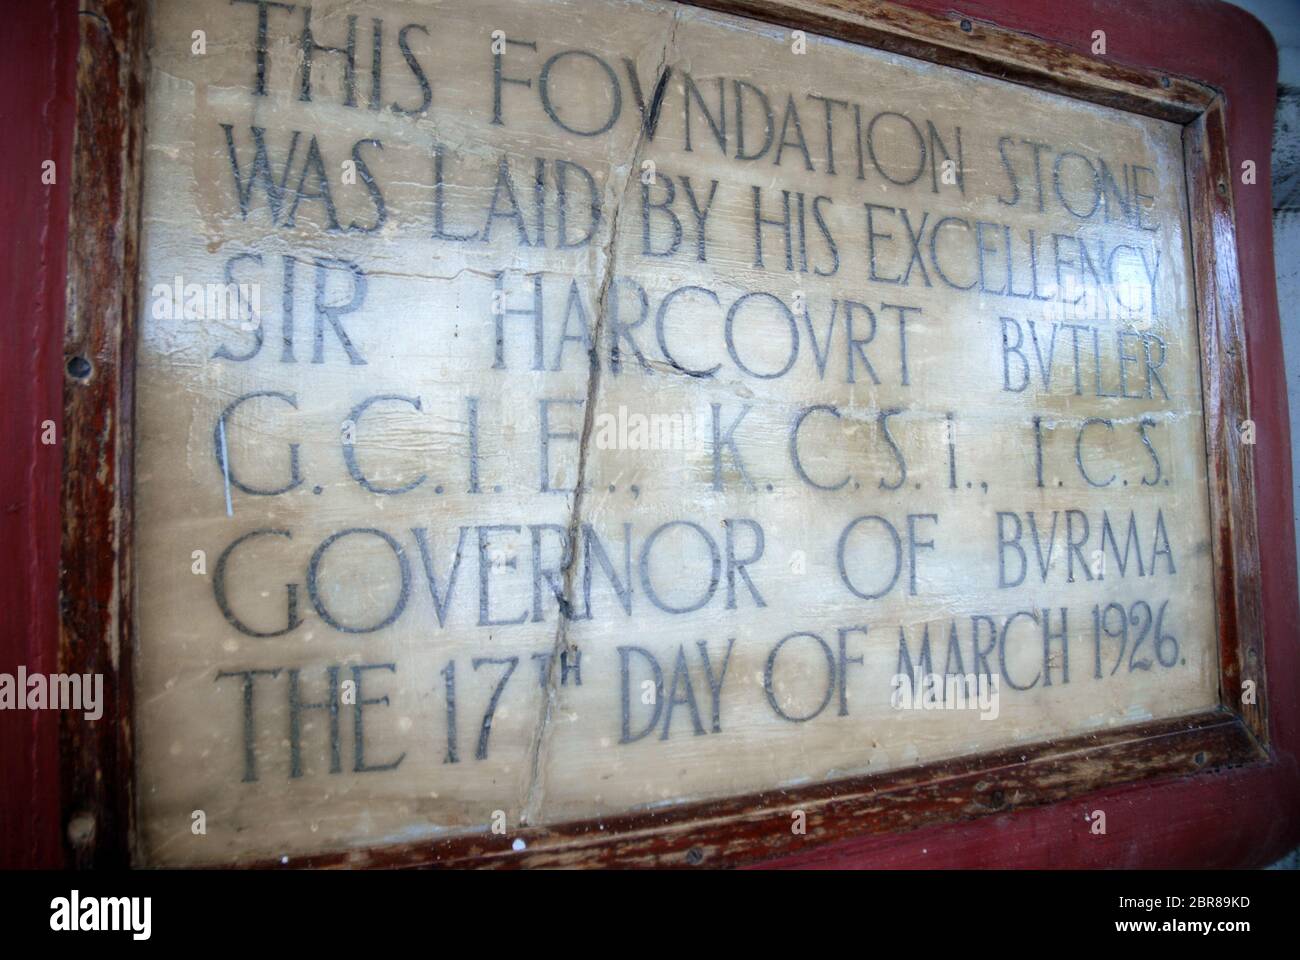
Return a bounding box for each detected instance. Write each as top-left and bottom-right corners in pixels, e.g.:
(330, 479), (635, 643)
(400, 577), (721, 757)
(66, 355), (92, 380)
(67, 812), (96, 849)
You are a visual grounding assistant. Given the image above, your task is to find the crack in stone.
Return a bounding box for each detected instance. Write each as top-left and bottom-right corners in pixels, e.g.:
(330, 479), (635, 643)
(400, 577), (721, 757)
(519, 10), (682, 827)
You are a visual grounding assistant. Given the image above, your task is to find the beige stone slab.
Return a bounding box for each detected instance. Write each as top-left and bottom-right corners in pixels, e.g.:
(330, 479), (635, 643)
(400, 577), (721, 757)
(133, 0), (1216, 864)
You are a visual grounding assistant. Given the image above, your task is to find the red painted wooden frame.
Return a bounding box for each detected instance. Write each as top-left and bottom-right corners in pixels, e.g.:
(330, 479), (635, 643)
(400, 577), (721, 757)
(0, 0), (79, 871)
(3, 0), (1296, 869)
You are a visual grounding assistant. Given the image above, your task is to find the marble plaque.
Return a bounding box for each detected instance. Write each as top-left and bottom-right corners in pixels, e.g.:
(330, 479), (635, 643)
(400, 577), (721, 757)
(133, 0), (1218, 865)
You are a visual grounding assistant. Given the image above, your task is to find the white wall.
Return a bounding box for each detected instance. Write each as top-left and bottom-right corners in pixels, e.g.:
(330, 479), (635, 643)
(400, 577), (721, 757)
(1225, 0), (1300, 577)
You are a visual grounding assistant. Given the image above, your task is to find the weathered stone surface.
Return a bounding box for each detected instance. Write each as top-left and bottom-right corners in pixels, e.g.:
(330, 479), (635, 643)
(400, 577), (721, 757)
(133, 0), (1216, 864)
